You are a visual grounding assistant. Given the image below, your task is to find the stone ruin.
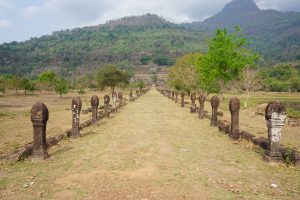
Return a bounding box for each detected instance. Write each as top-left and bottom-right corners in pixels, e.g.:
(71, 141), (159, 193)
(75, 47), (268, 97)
(190, 92), (196, 113)
(112, 92), (118, 113)
(118, 91), (123, 108)
(104, 94), (110, 118)
(181, 92), (185, 107)
(210, 95), (219, 127)
(198, 93), (206, 119)
(91, 95), (99, 124)
(229, 97), (240, 140)
(31, 102), (49, 159)
(71, 96), (82, 138)
(264, 101), (286, 162)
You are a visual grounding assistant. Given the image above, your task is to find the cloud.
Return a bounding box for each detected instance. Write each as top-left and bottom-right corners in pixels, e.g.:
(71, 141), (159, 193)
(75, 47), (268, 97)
(0, 0), (12, 9)
(255, 0), (300, 12)
(23, 6), (41, 19)
(0, 19), (10, 28)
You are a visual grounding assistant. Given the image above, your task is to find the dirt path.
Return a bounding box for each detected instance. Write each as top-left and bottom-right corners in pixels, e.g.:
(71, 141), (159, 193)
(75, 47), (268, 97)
(1, 88), (299, 200)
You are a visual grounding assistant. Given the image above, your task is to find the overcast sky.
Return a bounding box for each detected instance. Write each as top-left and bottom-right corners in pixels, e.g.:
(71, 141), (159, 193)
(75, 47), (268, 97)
(0, 0), (299, 44)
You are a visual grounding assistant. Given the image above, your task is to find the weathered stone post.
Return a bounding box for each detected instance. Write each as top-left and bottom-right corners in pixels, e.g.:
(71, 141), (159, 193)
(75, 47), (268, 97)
(129, 89), (133, 101)
(91, 95), (99, 124)
(31, 102), (49, 159)
(136, 90), (139, 97)
(190, 92), (196, 113)
(210, 95), (219, 127)
(118, 91), (123, 108)
(175, 92), (178, 103)
(264, 101), (286, 162)
(181, 91), (185, 107)
(229, 97), (240, 140)
(71, 97), (82, 138)
(104, 94), (110, 118)
(112, 92), (117, 113)
(171, 91), (175, 101)
(198, 92), (206, 119)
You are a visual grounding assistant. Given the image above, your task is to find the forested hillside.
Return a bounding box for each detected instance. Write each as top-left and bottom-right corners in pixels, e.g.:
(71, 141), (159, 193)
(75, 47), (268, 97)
(1, 0), (300, 76)
(0, 14), (208, 76)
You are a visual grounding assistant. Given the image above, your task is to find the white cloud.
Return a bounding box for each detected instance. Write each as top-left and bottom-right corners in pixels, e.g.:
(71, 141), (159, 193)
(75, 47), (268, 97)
(0, 0), (12, 9)
(255, 0), (300, 12)
(0, 19), (11, 28)
(23, 6), (41, 19)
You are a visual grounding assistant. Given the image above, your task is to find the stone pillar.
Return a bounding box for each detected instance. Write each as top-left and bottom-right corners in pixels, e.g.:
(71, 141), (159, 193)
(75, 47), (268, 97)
(91, 95), (99, 124)
(210, 95), (219, 127)
(31, 102), (49, 159)
(175, 92), (178, 103)
(118, 91), (123, 108)
(229, 97), (240, 140)
(198, 92), (206, 119)
(190, 92), (196, 113)
(104, 94), (110, 118)
(71, 97), (82, 138)
(136, 90), (139, 97)
(180, 92), (185, 107)
(129, 89), (133, 101)
(112, 92), (117, 113)
(264, 101), (286, 162)
(171, 91), (175, 101)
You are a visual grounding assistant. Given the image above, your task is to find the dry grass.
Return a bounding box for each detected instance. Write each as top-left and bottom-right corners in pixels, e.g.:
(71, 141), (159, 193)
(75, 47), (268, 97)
(0, 89), (299, 199)
(0, 89), (130, 157)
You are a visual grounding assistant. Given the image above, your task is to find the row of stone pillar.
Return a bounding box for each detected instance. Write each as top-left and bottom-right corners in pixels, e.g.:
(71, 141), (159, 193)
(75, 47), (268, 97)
(30, 92), (125, 160)
(158, 88), (291, 164)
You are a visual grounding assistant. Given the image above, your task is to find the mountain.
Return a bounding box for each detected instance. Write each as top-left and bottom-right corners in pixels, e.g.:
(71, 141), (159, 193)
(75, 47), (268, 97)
(0, 0), (300, 76)
(182, 0), (300, 63)
(0, 14), (208, 76)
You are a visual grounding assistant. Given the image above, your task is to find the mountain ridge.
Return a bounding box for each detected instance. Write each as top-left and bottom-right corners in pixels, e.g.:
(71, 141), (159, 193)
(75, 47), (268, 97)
(0, 0), (299, 76)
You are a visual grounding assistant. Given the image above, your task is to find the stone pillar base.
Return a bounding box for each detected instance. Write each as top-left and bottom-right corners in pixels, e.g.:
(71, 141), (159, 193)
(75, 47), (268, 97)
(264, 151), (283, 162)
(32, 149), (49, 159)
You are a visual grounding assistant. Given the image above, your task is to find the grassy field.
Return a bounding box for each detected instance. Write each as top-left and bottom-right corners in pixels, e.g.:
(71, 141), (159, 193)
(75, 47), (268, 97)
(0, 88), (299, 199)
(0, 89), (131, 157)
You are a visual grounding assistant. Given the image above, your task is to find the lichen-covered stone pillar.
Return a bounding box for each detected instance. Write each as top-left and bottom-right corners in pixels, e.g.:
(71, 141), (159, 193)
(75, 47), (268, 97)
(112, 92), (117, 113)
(190, 92), (196, 113)
(71, 97), (82, 138)
(31, 102), (49, 159)
(198, 92), (206, 119)
(210, 95), (219, 127)
(229, 97), (240, 140)
(104, 94), (110, 118)
(175, 92), (178, 103)
(91, 95), (99, 124)
(118, 91), (123, 108)
(264, 101), (286, 162)
(180, 92), (185, 107)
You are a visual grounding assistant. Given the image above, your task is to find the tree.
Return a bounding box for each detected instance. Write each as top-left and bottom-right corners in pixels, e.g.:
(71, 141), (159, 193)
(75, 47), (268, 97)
(168, 53), (201, 93)
(240, 67), (262, 108)
(136, 80), (145, 90)
(0, 76), (7, 94)
(198, 27), (259, 94)
(149, 69), (158, 85)
(38, 70), (57, 90)
(10, 75), (23, 95)
(22, 78), (36, 94)
(54, 78), (69, 99)
(96, 65), (129, 94)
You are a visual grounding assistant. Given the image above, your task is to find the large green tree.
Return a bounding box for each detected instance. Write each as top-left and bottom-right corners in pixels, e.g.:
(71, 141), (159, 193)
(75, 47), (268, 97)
(54, 78), (69, 99)
(198, 27), (259, 93)
(96, 65), (130, 94)
(168, 53), (201, 93)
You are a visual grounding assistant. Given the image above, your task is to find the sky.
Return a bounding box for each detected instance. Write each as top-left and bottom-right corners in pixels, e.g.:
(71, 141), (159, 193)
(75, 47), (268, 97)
(0, 0), (300, 44)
